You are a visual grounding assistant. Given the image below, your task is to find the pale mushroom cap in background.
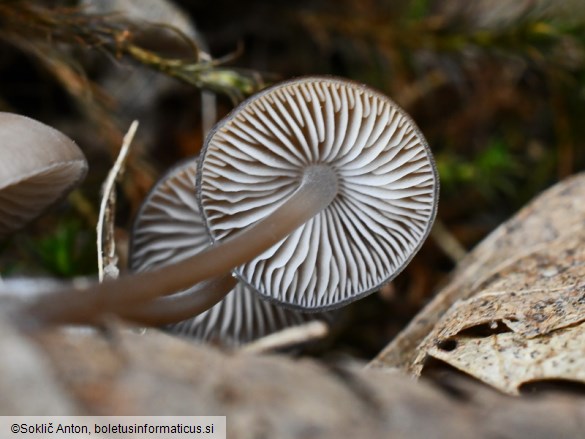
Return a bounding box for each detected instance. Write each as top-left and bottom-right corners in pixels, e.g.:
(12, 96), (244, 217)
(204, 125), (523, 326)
(0, 112), (87, 237)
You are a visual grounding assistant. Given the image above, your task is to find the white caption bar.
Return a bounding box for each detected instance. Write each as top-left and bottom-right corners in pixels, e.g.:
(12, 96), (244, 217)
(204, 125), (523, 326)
(1, 416), (226, 439)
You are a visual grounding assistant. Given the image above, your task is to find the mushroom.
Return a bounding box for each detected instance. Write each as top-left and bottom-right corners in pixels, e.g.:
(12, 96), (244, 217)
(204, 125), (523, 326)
(197, 76), (439, 310)
(0, 113), (87, 238)
(128, 157), (330, 345)
(23, 76), (438, 326)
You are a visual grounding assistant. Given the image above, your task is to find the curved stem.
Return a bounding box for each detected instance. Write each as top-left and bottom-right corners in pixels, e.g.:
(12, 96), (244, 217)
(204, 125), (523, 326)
(121, 275), (238, 326)
(24, 165), (338, 325)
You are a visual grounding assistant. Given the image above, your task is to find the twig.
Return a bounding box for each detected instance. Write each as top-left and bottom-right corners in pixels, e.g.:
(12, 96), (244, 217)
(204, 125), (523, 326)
(97, 121), (139, 282)
(430, 220), (467, 264)
(0, 3), (265, 103)
(239, 321), (329, 354)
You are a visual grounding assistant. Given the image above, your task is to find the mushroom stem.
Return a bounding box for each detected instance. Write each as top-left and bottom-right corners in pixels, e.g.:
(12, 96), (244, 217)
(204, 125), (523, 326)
(24, 165), (338, 325)
(121, 275), (238, 326)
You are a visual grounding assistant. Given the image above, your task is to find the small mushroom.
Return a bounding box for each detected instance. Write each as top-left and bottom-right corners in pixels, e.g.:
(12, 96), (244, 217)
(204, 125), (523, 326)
(23, 76), (437, 326)
(128, 158), (329, 345)
(197, 76), (438, 310)
(0, 113), (87, 238)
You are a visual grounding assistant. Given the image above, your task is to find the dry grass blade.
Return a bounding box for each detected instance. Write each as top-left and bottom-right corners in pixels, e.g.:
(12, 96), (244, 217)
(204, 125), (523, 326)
(97, 121), (139, 282)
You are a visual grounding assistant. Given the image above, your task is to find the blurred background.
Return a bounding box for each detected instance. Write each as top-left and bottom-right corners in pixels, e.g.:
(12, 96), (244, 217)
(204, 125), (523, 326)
(1, 0), (584, 359)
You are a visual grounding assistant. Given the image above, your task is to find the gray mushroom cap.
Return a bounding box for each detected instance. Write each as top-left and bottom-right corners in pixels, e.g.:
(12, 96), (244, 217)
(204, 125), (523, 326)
(129, 158), (328, 346)
(198, 76), (439, 311)
(0, 113), (87, 238)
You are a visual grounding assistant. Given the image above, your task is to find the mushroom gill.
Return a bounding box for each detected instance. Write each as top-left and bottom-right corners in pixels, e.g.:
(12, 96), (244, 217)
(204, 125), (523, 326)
(129, 158), (329, 345)
(198, 77), (438, 310)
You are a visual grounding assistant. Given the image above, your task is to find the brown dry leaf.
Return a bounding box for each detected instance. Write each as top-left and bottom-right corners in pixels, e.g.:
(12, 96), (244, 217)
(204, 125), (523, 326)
(371, 172), (585, 394)
(425, 283), (585, 344)
(428, 323), (585, 395)
(414, 202), (585, 393)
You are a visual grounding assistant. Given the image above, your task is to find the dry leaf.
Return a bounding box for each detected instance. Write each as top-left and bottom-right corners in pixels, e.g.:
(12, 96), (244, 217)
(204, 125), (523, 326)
(414, 222), (585, 393)
(424, 283), (585, 344)
(428, 323), (585, 394)
(371, 172), (585, 395)
(372, 173), (585, 371)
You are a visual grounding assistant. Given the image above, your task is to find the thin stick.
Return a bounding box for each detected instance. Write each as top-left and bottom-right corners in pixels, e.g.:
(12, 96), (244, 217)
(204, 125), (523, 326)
(97, 121), (139, 282)
(430, 220), (467, 264)
(240, 321), (330, 354)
